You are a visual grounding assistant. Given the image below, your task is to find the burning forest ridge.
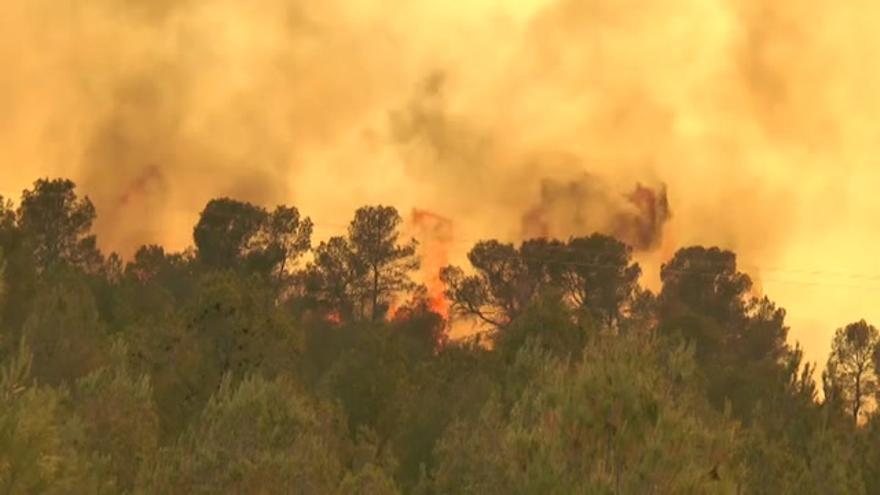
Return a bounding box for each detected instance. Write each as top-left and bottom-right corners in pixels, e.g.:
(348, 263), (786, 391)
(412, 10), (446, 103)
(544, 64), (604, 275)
(1, 173), (879, 491)
(389, 176), (670, 324)
(4, 0), (880, 489)
(9, 0), (880, 383)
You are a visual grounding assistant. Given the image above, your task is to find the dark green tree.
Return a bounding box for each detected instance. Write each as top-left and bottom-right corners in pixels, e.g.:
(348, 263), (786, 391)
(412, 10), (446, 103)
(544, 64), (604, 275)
(389, 290), (449, 359)
(21, 271), (109, 386)
(129, 271), (301, 439)
(823, 320), (879, 423)
(492, 292), (589, 361)
(126, 245), (177, 283)
(429, 336), (744, 494)
(70, 344), (159, 492)
(860, 415), (880, 493)
(390, 341), (497, 489)
(124, 245), (197, 306)
(0, 343), (102, 493)
(320, 323), (411, 438)
(0, 247), (5, 310)
(136, 375), (377, 494)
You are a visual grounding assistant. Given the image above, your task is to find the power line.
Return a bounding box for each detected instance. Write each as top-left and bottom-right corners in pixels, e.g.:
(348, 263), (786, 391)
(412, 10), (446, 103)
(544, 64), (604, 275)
(163, 218), (880, 292)
(312, 222), (880, 286)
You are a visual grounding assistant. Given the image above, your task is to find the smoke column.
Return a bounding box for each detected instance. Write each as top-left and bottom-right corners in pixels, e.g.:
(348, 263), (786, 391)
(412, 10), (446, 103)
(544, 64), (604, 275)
(4, 0), (880, 367)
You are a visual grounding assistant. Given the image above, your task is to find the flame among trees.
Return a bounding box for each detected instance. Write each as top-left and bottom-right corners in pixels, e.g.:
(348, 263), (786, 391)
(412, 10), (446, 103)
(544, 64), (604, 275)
(3, 178), (880, 492)
(408, 209), (454, 318)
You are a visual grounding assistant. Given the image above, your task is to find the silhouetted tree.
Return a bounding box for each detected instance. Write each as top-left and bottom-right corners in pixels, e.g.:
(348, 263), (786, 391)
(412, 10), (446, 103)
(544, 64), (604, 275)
(193, 198), (266, 269)
(349, 206), (418, 321)
(306, 237), (361, 319)
(308, 206), (417, 322)
(441, 240), (533, 327)
(555, 234), (641, 327)
(193, 199), (312, 290)
(17, 178), (101, 271)
(0, 195), (37, 334)
(659, 247), (751, 325)
(0, 195), (15, 248)
(658, 247), (791, 419)
(250, 205), (313, 290)
(444, 235), (641, 330)
(824, 320), (879, 423)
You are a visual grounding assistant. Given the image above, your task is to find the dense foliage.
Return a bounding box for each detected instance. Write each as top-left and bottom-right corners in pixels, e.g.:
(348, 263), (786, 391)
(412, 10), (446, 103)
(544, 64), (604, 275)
(1, 178), (878, 493)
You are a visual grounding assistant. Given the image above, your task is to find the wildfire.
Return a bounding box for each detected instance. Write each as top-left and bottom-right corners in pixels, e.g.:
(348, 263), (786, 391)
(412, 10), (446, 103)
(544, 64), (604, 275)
(409, 208), (454, 319)
(325, 311), (342, 325)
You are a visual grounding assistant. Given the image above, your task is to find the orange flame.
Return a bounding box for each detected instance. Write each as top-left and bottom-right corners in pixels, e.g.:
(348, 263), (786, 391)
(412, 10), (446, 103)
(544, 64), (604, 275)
(387, 300), (402, 320)
(325, 311), (342, 325)
(409, 208), (454, 319)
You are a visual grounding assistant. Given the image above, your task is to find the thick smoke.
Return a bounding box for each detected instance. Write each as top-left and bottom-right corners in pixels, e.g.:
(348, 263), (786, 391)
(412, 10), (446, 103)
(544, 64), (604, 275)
(1, 0), (405, 253)
(522, 176), (671, 251)
(4, 0), (880, 365)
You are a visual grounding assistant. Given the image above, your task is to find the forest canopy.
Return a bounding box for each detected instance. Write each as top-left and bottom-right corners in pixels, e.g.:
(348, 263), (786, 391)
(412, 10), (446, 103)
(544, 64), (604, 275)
(1, 178), (879, 494)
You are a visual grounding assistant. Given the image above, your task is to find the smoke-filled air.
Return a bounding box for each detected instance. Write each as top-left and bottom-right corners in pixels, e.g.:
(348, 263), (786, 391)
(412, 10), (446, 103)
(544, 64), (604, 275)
(5, 0), (880, 366)
(3, 0), (880, 492)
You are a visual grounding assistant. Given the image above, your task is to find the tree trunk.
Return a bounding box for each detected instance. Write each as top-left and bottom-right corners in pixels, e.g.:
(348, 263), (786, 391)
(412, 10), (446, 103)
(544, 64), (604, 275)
(854, 367), (862, 423)
(372, 266), (380, 321)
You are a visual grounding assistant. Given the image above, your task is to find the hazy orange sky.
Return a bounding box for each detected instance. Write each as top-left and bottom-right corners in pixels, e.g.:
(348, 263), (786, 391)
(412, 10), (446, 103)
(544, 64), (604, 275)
(3, 0), (880, 368)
